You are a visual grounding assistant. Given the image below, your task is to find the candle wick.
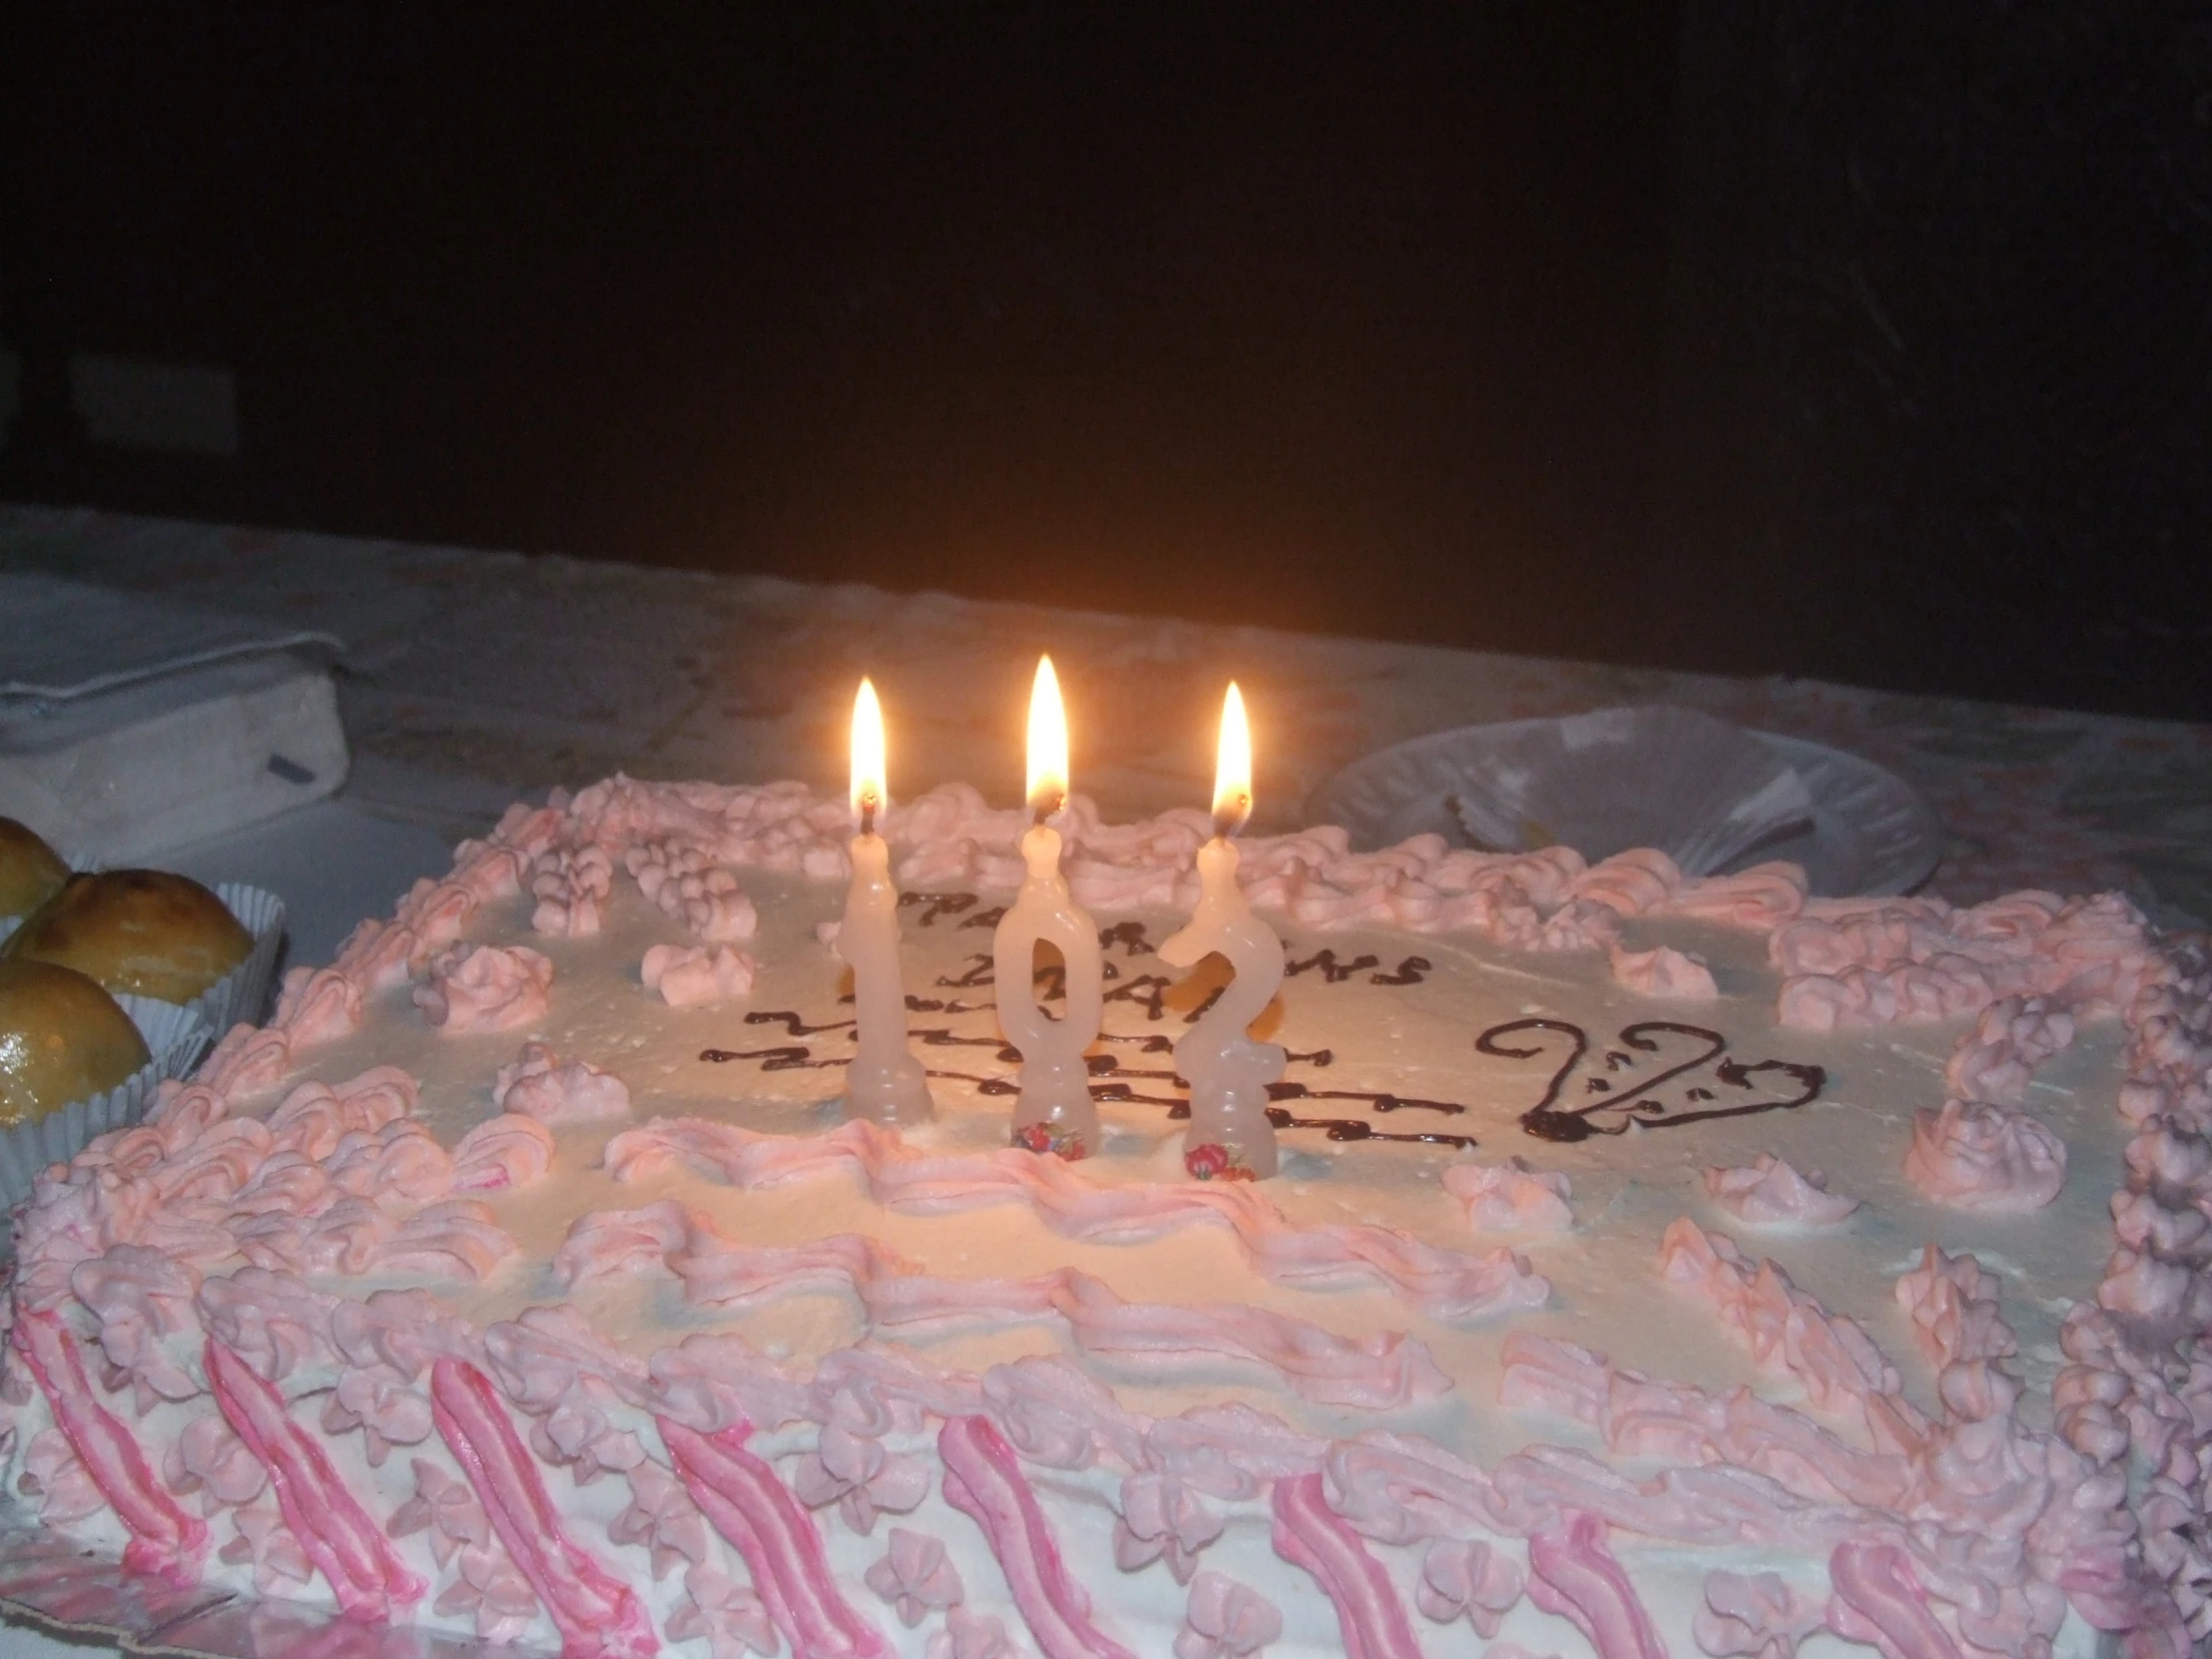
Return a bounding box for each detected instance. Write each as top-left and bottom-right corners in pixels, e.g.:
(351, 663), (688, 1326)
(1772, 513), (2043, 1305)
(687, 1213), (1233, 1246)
(858, 796), (877, 838)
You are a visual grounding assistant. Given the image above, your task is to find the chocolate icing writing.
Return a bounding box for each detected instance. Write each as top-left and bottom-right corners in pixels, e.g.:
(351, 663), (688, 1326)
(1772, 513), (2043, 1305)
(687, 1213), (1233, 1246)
(1479, 1017), (1827, 1142)
(699, 1045), (842, 1071)
(1105, 975), (1173, 1021)
(1098, 920), (1155, 956)
(1287, 950), (1380, 983)
(702, 907), (1488, 1150)
(1371, 955), (1431, 986)
(745, 1010), (856, 1038)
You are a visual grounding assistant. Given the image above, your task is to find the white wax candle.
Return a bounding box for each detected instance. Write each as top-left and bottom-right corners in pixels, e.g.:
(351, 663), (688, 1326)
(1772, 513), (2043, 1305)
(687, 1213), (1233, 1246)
(995, 821), (1104, 1158)
(994, 657), (1103, 1158)
(1160, 683), (1283, 1180)
(838, 679), (934, 1126)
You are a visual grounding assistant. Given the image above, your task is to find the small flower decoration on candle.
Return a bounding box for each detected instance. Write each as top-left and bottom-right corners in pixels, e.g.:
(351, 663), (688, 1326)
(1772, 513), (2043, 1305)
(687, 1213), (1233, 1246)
(1161, 683), (1285, 1181)
(992, 656), (1105, 1158)
(835, 678), (935, 1126)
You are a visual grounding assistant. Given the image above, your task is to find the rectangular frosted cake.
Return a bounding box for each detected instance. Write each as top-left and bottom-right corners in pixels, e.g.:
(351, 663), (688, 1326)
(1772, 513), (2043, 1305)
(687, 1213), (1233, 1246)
(4, 776), (2204, 1657)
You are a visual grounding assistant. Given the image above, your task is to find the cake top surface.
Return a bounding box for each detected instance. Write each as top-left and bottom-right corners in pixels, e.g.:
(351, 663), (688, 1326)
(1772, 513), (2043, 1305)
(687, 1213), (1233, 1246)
(8, 773), (2204, 1658)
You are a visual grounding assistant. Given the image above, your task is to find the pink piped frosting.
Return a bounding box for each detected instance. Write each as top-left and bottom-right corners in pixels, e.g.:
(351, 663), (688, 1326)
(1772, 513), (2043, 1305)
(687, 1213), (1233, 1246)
(660, 1415), (888, 1659)
(495, 1041), (632, 1124)
(1692, 1569), (1823, 1658)
(1827, 1539), (1963, 1659)
(1269, 1471), (1422, 1659)
(1174, 1571), (1282, 1659)
(562, 1202), (1448, 1410)
(1444, 1158), (1574, 1233)
(205, 1338), (425, 1619)
(942, 1412), (1136, 1659)
(14, 1310), (207, 1583)
(450, 1113), (557, 1192)
(1415, 1536), (1522, 1635)
(1701, 1155), (1859, 1228)
(863, 1527), (963, 1627)
(642, 944), (758, 1008)
(602, 1115), (1546, 1326)
(433, 1357), (659, 1659)
(1905, 1099), (2068, 1212)
(415, 944), (555, 1033)
(1526, 1511), (1667, 1659)
(1609, 942), (1719, 999)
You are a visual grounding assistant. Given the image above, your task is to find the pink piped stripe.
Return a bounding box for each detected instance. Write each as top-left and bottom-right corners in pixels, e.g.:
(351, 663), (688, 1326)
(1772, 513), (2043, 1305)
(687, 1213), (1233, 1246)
(1828, 1540), (1964, 1659)
(1525, 1511), (1667, 1659)
(1268, 1471), (1421, 1659)
(203, 1339), (423, 1619)
(431, 1358), (657, 1659)
(937, 1413), (1135, 1659)
(660, 1415), (887, 1659)
(14, 1311), (206, 1584)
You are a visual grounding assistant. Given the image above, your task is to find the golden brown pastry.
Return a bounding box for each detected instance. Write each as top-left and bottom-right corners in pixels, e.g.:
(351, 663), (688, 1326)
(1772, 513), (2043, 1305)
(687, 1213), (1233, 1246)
(0, 818), (69, 919)
(0, 960), (151, 1126)
(3, 870), (252, 1004)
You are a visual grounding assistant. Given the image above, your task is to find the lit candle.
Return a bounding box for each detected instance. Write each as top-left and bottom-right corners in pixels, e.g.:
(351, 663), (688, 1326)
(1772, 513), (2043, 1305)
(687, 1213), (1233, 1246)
(836, 678), (935, 1126)
(1160, 682), (1284, 1181)
(993, 656), (1105, 1159)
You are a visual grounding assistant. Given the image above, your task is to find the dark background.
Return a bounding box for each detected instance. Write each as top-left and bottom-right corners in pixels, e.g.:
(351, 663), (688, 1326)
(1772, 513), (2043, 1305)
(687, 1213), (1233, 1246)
(4, 4), (2210, 717)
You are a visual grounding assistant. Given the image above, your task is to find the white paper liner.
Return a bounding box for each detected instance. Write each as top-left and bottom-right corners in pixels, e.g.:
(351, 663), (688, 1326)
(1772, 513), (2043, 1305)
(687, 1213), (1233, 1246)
(1, 874), (283, 1035)
(0, 994), (209, 1211)
(188, 881), (285, 1038)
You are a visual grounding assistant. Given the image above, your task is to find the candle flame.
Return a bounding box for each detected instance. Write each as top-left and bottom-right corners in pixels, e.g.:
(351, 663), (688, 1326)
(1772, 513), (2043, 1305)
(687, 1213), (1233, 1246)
(850, 677), (886, 831)
(1026, 655), (1069, 820)
(1212, 681), (1254, 836)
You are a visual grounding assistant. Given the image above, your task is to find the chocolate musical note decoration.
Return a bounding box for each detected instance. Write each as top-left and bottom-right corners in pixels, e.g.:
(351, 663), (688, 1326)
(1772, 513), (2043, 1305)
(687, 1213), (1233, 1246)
(1479, 1017), (1827, 1142)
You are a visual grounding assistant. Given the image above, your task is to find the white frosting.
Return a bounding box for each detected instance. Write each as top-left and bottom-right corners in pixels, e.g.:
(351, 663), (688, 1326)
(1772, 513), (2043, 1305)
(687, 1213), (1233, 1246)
(1905, 1098), (2069, 1212)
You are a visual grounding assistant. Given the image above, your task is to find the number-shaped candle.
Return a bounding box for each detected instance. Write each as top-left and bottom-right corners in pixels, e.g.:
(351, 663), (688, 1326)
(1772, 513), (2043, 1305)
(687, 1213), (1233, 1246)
(1160, 683), (1284, 1180)
(994, 657), (1105, 1158)
(836, 678), (935, 1125)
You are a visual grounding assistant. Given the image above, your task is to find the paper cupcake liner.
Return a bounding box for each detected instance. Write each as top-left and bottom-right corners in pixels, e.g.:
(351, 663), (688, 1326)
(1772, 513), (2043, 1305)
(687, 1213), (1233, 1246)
(1, 869), (282, 1031)
(0, 994), (210, 1211)
(188, 881), (286, 1038)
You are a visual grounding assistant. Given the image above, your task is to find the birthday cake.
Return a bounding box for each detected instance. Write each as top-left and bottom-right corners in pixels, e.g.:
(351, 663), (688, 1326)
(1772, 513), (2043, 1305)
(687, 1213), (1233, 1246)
(2, 775), (2205, 1658)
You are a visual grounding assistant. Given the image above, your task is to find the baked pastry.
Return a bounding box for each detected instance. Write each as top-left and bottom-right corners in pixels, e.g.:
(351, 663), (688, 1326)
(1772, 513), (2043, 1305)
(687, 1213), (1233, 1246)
(0, 816), (69, 918)
(0, 958), (150, 1126)
(0, 776), (2203, 1656)
(3, 869), (253, 1004)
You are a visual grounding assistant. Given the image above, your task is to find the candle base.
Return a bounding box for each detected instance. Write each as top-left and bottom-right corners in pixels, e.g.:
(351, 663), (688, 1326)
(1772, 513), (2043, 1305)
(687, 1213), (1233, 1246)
(1010, 1055), (1100, 1160)
(840, 1052), (936, 1126)
(1181, 1036), (1284, 1181)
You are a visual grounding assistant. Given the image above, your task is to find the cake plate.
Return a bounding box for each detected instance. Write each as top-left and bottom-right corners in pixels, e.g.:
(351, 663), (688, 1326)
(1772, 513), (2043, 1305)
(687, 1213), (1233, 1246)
(0, 1496), (549, 1659)
(1307, 718), (1942, 897)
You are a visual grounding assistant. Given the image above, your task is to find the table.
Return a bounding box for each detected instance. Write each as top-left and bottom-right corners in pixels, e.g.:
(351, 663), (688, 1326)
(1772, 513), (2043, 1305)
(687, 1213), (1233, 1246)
(1, 500), (2208, 1656)
(7, 502), (2212, 925)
